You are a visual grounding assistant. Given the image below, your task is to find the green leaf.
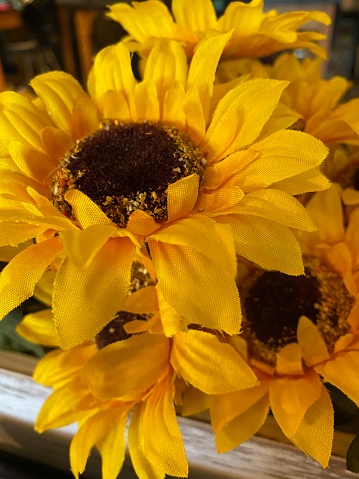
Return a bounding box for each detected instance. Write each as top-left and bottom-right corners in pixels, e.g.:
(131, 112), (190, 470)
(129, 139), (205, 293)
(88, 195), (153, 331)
(0, 308), (45, 358)
(327, 383), (359, 426)
(347, 434), (359, 473)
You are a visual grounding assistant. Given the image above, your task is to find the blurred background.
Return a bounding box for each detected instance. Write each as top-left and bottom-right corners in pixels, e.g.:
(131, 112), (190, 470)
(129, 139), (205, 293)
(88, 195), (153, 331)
(0, 0), (358, 94)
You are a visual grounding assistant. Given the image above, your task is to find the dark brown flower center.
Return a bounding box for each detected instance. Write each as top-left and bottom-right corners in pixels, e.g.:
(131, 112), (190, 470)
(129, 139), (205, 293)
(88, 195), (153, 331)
(239, 256), (354, 366)
(335, 161), (359, 192)
(288, 117), (306, 132)
(95, 261), (155, 349)
(51, 120), (206, 226)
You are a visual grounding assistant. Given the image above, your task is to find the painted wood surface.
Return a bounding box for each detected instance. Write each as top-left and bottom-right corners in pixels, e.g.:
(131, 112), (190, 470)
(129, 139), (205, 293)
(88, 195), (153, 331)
(0, 350), (357, 479)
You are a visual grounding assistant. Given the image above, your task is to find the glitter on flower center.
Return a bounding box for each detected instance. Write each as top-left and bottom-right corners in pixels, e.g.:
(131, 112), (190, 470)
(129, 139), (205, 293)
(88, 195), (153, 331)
(239, 256), (354, 366)
(51, 120), (206, 227)
(95, 261), (155, 349)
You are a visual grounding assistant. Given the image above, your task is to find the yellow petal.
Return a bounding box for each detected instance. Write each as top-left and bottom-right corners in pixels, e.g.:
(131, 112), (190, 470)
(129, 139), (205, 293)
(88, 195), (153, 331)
(290, 385), (334, 468)
(162, 81), (186, 130)
(127, 209), (160, 236)
(135, 79), (160, 122)
(237, 130), (328, 192)
(41, 126), (72, 162)
(0, 236), (63, 320)
(128, 403), (164, 479)
(149, 217), (237, 278)
(107, 1), (175, 43)
(88, 42), (135, 118)
(172, 0), (217, 30)
(232, 189), (316, 231)
(147, 240), (241, 334)
(72, 93), (99, 139)
(70, 406), (130, 479)
(143, 372), (188, 478)
(316, 351), (359, 406)
(203, 79), (288, 161)
(54, 237), (135, 349)
(8, 141), (55, 183)
(59, 224), (119, 268)
(297, 316), (330, 367)
(210, 382), (268, 432)
(33, 343), (95, 387)
(167, 174), (200, 223)
(97, 410), (130, 479)
(17, 309), (58, 346)
(31, 71), (85, 138)
(215, 394), (270, 453)
(269, 371), (322, 438)
(64, 189), (112, 227)
(266, 166), (330, 196)
(186, 32), (232, 126)
(121, 285), (159, 314)
(144, 39), (187, 107)
(218, 214), (305, 275)
(276, 343), (304, 376)
(171, 330), (257, 394)
(81, 333), (170, 398)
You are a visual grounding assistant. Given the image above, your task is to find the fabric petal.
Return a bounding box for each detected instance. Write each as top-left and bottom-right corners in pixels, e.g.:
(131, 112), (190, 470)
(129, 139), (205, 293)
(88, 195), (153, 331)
(81, 333), (170, 399)
(215, 394), (270, 453)
(290, 385), (334, 468)
(203, 79), (288, 162)
(171, 330), (257, 394)
(53, 237), (135, 349)
(97, 410), (130, 479)
(172, 0), (217, 30)
(316, 351), (359, 406)
(30, 71), (85, 138)
(235, 130), (328, 192)
(0, 236), (63, 320)
(147, 240), (241, 334)
(218, 214), (305, 275)
(167, 174), (200, 223)
(269, 372), (322, 438)
(59, 224), (119, 268)
(143, 373), (188, 478)
(128, 403), (165, 479)
(17, 308), (58, 346)
(276, 343), (304, 375)
(210, 382), (269, 432)
(70, 406), (130, 479)
(297, 316), (330, 367)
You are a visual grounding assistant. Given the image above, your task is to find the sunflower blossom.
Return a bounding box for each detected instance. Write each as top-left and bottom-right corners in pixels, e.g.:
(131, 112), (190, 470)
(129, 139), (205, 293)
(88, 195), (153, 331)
(210, 184), (359, 467)
(18, 276), (257, 479)
(107, 0), (331, 61)
(0, 35), (329, 348)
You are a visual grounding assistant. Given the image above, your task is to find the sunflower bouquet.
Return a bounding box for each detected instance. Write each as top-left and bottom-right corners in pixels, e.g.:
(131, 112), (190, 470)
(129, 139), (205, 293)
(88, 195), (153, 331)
(0, 0), (359, 477)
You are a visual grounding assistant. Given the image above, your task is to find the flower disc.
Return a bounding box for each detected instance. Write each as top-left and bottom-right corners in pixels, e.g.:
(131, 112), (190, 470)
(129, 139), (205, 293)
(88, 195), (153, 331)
(52, 120), (206, 226)
(239, 256), (354, 365)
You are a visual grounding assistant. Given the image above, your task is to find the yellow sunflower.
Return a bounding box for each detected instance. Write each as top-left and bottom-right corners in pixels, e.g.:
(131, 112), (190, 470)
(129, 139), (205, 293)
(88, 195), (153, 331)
(210, 184), (359, 467)
(218, 53), (359, 148)
(107, 0), (331, 61)
(18, 270), (257, 479)
(0, 35), (329, 349)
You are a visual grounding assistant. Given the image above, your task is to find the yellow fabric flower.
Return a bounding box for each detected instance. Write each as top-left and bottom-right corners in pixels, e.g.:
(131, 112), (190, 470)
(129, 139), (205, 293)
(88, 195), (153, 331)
(20, 283), (257, 479)
(210, 184), (359, 467)
(0, 36), (329, 349)
(218, 53), (359, 148)
(107, 0), (331, 61)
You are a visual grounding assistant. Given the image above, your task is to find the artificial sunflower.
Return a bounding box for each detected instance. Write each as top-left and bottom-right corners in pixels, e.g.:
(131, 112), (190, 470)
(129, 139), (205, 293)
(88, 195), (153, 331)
(18, 264), (257, 479)
(210, 183), (359, 467)
(108, 0), (331, 61)
(0, 35), (329, 349)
